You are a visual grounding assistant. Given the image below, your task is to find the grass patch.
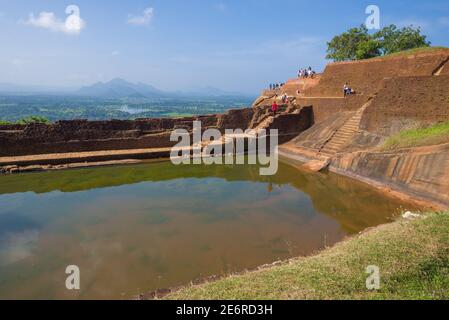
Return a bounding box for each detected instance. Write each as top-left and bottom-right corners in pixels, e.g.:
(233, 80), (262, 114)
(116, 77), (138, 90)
(376, 46), (449, 59)
(164, 212), (449, 300)
(381, 121), (449, 151)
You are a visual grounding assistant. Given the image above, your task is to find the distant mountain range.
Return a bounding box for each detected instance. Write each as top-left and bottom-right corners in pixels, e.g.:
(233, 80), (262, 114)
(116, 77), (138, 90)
(77, 78), (165, 98)
(0, 83), (75, 95)
(0, 78), (252, 98)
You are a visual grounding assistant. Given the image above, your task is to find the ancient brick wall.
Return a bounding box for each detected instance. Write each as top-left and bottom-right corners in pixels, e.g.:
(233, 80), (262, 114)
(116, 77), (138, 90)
(360, 75), (449, 136)
(217, 108), (254, 131)
(268, 106), (313, 143)
(304, 50), (449, 98)
(296, 95), (365, 123)
(0, 108), (254, 156)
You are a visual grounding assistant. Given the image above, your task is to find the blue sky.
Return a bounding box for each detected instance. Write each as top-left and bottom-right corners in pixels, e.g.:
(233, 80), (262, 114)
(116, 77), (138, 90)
(0, 0), (448, 94)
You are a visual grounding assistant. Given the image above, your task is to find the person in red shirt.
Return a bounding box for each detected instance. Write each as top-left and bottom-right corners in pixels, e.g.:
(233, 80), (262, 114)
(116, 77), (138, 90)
(271, 100), (278, 116)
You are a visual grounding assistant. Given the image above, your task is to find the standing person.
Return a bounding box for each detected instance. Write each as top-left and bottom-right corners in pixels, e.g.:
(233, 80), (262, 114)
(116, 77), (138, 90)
(271, 100), (278, 116)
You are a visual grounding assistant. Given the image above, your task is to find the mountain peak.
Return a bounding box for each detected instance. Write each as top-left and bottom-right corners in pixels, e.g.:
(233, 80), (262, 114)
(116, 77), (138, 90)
(77, 78), (164, 98)
(108, 78), (130, 85)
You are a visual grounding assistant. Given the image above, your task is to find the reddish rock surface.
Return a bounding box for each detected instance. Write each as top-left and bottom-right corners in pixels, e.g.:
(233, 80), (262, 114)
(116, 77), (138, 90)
(277, 49), (449, 208)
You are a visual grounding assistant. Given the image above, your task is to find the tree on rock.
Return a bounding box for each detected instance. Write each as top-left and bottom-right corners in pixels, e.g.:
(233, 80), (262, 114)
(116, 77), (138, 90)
(326, 24), (430, 61)
(374, 25), (431, 55)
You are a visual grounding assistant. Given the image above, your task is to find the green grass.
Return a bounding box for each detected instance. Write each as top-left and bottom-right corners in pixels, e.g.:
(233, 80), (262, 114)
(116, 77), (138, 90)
(381, 121), (449, 151)
(375, 46), (449, 59)
(162, 112), (194, 118)
(165, 212), (449, 300)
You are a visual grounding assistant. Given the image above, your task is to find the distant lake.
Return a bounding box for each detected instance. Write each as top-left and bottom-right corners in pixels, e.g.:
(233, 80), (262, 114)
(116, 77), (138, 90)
(0, 160), (419, 299)
(118, 105), (149, 115)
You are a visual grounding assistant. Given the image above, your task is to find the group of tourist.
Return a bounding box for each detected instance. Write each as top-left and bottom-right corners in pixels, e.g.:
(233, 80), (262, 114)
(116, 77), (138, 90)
(270, 93), (290, 116)
(280, 93), (289, 104)
(269, 83), (285, 91)
(298, 67), (316, 79)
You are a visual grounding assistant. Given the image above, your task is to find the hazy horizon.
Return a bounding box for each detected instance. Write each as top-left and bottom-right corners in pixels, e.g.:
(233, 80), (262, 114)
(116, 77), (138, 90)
(1, 0), (449, 94)
(0, 77), (256, 96)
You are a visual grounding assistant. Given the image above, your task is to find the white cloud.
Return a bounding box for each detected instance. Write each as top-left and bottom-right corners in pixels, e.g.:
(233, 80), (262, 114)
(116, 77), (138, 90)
(21, 5), (85, 35)
(127, 7), (154, 26)
(0, 230), (39, 267)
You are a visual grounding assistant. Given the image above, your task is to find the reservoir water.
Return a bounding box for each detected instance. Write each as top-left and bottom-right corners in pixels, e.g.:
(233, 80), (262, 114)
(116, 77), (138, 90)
(0, 160), (418, 299)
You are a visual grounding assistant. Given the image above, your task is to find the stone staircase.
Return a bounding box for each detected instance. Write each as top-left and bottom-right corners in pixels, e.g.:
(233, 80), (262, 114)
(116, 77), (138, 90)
(319, 99), (372, 155)
(254, 116), (274, 132)
(434, 57), (449, 76)
(250, 105), (288, 130)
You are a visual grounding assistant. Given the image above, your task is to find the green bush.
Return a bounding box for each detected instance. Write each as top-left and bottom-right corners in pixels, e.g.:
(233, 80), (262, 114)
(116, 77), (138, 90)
(0, 116), (51, 125)
(16, 116), (51, 125)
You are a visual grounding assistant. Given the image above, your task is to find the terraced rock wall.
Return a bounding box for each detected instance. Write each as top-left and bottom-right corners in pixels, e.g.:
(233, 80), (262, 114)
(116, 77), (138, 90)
(0, 109), (254, 157)
(304, 51), (449, 98)
(360, 75), (449, 136)
(331, 143), (449, 208)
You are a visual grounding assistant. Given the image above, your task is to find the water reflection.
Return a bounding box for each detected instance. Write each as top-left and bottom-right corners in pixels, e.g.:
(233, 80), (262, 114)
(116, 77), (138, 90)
(0, 160), (418, 299)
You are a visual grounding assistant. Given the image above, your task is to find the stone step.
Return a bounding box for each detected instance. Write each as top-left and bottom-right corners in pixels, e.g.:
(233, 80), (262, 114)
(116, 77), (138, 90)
(322, 147), (342, 153)
(334, 134), (354, 141)
(335, 131), (356, 138)
(321, 148), (339, 154)
(318, 99), (373, 155)
(328, 140), (350, 147)
(339, 126), (356, 131)
(332, 133), (351, 138)
(320, 149), (337, 155)
(341, 124), (359, 130)
(340, 123), (358, 128)
(324, 141), (347, 149)
(334, 131), (355, 137)
(343, 120), (361, 126)
(337, 130), (356, 135)
(327, 139), (350, 146)
(341, 121), (359, 126)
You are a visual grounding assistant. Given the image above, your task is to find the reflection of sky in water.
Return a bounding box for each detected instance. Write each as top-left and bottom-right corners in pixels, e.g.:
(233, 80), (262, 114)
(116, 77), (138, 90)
(0, 230), (39, 266)
(0, 161), (418, 299)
